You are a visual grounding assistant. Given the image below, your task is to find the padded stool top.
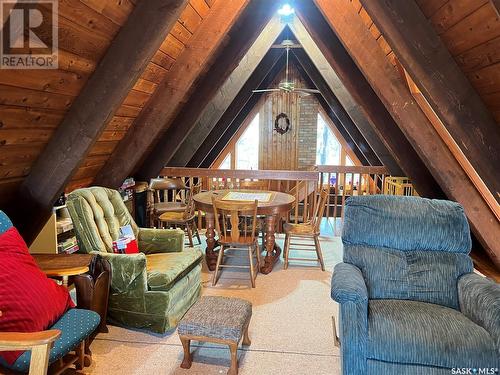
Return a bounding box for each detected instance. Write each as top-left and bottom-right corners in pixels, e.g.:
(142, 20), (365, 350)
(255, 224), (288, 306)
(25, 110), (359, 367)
(178, 296), (252, 342)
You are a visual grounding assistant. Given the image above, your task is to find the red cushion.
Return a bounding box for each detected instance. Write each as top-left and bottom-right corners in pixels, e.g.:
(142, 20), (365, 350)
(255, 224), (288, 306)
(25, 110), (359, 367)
(0, 228), (74, 365)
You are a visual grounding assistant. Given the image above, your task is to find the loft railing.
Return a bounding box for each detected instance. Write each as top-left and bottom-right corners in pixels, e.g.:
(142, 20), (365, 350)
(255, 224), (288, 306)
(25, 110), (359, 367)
(316, 165), (390, 233)
(160, 167), (318, 224)
(160, 166), (395, 234)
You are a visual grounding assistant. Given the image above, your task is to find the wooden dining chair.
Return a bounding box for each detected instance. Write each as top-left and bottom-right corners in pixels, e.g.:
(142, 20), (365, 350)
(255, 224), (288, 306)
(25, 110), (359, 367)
(238, 179), (270, 191)
(159, 183), (202, 247)
(149, 178), (187, 227)
(0, 329), (60, 375)
(238, 180), (270, 243)
(211, 198), (261, 288)
(283, 188), (329, 271)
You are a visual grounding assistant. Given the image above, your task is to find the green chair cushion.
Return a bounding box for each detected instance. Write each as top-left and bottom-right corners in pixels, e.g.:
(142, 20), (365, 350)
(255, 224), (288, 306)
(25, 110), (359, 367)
(2, 309), (100, 373)
(146, 248), (203, 292)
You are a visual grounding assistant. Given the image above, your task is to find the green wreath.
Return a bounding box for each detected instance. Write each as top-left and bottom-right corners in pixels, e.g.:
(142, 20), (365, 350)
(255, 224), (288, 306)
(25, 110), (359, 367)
(274, 113), (291, 135)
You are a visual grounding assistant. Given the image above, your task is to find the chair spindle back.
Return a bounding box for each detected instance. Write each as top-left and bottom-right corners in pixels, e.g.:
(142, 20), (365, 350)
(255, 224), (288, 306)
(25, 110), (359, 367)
(212, 198), (258, 244)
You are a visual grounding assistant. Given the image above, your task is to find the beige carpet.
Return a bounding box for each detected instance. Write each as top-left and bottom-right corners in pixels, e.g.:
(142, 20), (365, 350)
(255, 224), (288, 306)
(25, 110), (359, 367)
(83, 234), (343, 375)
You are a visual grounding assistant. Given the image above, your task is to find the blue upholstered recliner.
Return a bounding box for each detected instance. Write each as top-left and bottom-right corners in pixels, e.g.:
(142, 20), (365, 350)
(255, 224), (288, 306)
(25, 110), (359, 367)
(332, 196), (500, 374)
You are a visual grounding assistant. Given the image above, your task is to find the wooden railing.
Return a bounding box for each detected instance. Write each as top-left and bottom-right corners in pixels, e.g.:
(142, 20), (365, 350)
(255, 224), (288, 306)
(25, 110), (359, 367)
(160, 166), (393, 233)
(316, 165), (390, 233)
(383, 177), (418, 197)
(160, 167), (318, 224)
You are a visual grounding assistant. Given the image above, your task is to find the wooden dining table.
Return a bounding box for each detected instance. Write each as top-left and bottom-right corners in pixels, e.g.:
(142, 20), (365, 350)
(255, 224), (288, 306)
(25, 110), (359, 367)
(194, 190), (295, 274)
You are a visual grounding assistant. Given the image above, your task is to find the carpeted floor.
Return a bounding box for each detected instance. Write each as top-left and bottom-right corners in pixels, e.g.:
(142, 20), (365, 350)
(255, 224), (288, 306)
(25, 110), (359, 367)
(83, 232), (343, 375)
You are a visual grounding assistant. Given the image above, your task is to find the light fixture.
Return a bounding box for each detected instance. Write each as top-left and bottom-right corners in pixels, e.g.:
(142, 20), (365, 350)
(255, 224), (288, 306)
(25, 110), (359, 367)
(278, 4), (295, 17)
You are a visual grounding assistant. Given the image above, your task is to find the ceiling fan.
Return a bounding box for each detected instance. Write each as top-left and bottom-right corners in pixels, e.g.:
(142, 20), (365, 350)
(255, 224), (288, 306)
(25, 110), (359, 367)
(252, 39), (321, 96)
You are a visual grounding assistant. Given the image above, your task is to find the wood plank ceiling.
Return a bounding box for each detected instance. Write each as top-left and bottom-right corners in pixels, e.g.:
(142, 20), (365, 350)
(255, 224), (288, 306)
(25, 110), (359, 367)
(0, 0), (499, 265)
(0, 0), (215, 204)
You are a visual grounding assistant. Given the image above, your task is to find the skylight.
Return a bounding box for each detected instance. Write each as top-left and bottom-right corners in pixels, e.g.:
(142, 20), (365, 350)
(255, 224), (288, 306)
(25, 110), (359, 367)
(278, 4), (295, 17)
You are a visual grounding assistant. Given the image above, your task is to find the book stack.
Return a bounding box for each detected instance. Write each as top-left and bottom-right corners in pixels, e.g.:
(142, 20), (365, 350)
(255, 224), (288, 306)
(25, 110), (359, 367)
(58, 237), (79, 254)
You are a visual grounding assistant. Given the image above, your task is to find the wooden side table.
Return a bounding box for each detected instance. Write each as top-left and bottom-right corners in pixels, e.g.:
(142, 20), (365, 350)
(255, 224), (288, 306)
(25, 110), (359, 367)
(33, 254), (91, 287)
(33, 254), (111, 333)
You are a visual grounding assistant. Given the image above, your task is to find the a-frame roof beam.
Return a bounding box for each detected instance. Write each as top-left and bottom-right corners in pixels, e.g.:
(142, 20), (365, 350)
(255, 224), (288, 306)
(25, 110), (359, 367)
(165, 16), (286, 169)
(192, 54), (287, 168)
(295, 0), (443, 198)
(94, 0), (252, 188)
(187, 50), (286, 168)
(9, 0), (188, 241)
(362, 0), (500, 202)
(292, 49), (380, 166)
(138, 13), (284, 178)
(289, 17), (401, 174)
(316, 0), (500, 268)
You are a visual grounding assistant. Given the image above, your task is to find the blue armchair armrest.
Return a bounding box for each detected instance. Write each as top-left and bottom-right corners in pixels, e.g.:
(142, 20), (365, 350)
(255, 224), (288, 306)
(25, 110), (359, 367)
(332, 262), (368, 304)
(458, 273), (500, 353)
(331, 262), (369, 374)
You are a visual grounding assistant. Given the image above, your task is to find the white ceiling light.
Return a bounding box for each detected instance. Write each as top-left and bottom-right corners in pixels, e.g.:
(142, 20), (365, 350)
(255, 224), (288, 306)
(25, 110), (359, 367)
(278, 4), (295, 17)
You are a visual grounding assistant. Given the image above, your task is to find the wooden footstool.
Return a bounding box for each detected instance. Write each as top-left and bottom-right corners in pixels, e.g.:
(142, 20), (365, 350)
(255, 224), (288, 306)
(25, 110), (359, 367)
(178, 296), (252, 375)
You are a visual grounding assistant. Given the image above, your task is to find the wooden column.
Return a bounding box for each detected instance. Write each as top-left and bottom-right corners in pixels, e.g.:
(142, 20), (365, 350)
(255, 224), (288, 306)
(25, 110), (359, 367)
(315, 0), (500, 267)
(137, 4), (281, 178)
(292, 50), (381, 166)
(361, 0), (500, 202)
(94, 0), (252, 189)
(11, 0), (188, 242)
(295, 0), (443, 198)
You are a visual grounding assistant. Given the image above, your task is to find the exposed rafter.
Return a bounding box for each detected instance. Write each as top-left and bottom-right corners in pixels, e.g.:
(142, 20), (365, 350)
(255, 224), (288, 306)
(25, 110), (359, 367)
(9, 0), (188, 241)
(188, 50), (286, 168)
(315, 0), (500, 267)
(94, 0), (252, 188)
(138, 12), (284, 178)
(292, 50), (380, 166)
(361, 0), (500, 202)
(188, 50), (285, 168)
(295, 0), (443, 198)
(288, 17), (402, 175)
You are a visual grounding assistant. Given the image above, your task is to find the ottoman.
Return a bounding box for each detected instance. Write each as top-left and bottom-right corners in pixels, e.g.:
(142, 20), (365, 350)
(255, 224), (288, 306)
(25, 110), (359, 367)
(178, 296), (252, 375)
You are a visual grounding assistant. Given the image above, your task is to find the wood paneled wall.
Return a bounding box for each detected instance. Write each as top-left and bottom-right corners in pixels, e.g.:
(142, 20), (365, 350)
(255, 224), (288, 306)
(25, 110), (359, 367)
(259, 65), (301, 170)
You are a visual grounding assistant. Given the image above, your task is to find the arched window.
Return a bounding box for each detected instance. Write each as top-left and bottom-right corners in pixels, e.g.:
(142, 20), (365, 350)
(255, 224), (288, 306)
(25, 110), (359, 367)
(235, 113), (259, 170)
(316, 112), (341, 165)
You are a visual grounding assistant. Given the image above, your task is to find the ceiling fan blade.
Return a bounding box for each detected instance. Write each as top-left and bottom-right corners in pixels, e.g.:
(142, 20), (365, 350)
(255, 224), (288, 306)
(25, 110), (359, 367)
(252, 89), (282, 93)
(295, 88), (321, 94)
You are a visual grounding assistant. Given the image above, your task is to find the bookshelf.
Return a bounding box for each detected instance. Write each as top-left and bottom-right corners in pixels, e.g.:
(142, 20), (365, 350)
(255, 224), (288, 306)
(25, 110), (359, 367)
(29, 205), (78, 254)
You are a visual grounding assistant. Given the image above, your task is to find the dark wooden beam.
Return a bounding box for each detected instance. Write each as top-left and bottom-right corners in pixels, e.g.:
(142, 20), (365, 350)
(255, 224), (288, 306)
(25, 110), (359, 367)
(490, 0), (500, 18)
(289, 17), (402, 174)
(190, 51), (287, 168)
(361, 0), (500, 203)
(10, 0), (188, 242)
(292, 50), (381, 166)
(315, 0), (500, 268)
(94, 0), (253, 189)
(295, 0), (443, 198)
(136, 4), (281, 179)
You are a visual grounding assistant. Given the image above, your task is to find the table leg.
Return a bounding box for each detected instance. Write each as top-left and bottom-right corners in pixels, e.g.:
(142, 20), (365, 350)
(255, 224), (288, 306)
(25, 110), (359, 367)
(260, 215), (280, 274)
(205, 212), (218, 271)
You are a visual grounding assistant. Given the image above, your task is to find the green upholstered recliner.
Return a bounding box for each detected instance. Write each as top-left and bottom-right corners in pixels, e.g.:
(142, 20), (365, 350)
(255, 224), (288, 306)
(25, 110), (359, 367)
(66, 187), (203, 334)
